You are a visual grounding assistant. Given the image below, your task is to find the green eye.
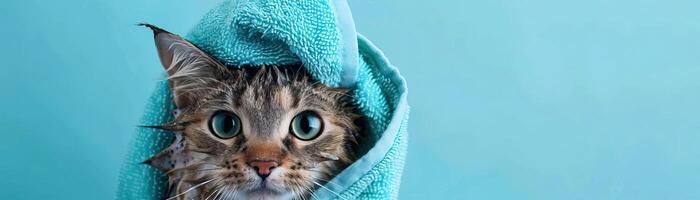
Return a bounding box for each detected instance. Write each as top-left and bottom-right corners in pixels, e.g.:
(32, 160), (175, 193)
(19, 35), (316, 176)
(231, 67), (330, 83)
(290, 111), (323, 140)
(208, 111), (241, 139)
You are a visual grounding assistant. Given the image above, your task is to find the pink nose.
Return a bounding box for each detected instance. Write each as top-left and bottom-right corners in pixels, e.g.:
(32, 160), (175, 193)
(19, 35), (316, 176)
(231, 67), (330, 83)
(249, 161), (279, 178)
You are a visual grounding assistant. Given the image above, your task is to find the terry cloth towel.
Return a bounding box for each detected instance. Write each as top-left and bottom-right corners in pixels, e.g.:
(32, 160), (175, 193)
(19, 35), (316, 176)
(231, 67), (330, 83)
(117, 0), (409, 199)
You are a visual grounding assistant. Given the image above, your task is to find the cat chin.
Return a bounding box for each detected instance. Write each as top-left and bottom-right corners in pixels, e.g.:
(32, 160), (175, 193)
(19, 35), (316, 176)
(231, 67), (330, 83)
(236, 180), (293, 200)
(239, 189), (294, 200)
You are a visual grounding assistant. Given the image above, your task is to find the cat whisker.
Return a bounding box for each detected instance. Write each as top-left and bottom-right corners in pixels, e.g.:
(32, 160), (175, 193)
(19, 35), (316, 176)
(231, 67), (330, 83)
(138, 124), (181, 132)
(159, 160), (219, 176)
(292, 183), (306, 200)
(301, 180), (321, 200)
(312, 176), (343, 188)
(194, 167), (223, 173)
(290, 188), (299, 200)
(166, 178), (216, 200)
(310, 180), (347, 200)
(221, 185), (239, 200)
(306, 189), (319, 200)
(204, 188), (220, 200)
(231, 187), (241, 200)
(164, 164), (212, 175)
(213, 185), (226, 200)
(218, 185), (231, 200)
(204, 179), (224, 200)
(304, 168), (333, 177)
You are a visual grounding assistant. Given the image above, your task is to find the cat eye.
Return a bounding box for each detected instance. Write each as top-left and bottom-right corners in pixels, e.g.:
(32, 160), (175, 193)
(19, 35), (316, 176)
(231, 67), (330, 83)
(290, 111), (324, 140)
(208, 111), (242, 139)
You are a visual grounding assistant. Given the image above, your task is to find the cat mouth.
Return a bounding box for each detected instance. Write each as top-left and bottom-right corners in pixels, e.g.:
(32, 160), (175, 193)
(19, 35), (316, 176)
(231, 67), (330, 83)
(257, 180), (272, 190)
(247, 179), (286, 194)
(246, 185), (285, 198)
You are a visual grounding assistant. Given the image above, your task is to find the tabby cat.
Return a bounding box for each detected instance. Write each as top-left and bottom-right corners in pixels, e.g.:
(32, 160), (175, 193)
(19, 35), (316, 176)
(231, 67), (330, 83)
(140, 24), (363, 200)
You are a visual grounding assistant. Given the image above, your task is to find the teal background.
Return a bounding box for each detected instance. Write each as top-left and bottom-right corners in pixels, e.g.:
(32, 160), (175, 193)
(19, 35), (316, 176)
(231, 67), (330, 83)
(2, 0), (699, 199)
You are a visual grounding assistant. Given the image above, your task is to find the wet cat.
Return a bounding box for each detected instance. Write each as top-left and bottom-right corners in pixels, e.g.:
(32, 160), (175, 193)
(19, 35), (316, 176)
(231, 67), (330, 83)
(140, 24), (363, 200)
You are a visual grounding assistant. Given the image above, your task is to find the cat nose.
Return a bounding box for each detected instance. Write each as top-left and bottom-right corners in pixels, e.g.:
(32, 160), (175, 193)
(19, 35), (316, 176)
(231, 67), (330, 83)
(249, 160), (279, 178)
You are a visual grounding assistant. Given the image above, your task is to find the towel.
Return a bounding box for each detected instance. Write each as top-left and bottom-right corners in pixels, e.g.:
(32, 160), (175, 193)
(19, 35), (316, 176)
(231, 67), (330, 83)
(116, 0), (409, 199)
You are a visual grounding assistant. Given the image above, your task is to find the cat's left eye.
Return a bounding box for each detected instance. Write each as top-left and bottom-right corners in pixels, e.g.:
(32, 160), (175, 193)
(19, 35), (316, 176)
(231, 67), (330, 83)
(208, 111), (242, 139)
(290, 111), (324, 140)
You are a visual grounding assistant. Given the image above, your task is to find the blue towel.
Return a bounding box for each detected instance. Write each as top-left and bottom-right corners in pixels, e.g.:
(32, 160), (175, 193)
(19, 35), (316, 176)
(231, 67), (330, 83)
(117, 0), (409, 199)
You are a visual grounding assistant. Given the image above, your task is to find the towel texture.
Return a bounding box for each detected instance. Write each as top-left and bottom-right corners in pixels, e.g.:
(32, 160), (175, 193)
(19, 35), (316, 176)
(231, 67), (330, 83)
(117, 0), (408, 199)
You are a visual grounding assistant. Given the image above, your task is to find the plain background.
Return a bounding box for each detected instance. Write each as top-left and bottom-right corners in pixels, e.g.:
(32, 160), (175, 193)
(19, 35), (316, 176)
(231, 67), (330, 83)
(2, 0), (699, 199)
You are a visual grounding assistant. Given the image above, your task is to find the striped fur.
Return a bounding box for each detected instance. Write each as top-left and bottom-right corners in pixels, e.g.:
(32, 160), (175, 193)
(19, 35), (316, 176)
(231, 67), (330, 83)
(142, 24), (363, 200)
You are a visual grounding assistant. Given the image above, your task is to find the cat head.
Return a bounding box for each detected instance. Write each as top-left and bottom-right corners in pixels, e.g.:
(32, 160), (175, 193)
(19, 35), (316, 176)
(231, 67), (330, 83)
(140, 24), (362, 199)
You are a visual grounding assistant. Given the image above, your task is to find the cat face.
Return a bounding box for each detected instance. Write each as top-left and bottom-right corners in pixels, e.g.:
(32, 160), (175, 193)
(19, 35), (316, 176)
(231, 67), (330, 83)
(140, 24), (361, 200)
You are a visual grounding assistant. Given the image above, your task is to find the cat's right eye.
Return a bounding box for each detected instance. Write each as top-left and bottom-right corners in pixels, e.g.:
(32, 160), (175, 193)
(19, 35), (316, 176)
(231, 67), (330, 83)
(208, 111), (242, 139)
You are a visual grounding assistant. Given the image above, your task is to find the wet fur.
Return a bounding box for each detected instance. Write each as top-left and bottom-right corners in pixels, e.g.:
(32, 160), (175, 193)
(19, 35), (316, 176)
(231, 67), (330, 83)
(140, 24), (363, 199)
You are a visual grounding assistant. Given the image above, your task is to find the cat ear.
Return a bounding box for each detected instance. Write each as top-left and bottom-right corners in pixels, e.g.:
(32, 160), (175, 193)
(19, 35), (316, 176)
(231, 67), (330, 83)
(141, 23), (226, 109)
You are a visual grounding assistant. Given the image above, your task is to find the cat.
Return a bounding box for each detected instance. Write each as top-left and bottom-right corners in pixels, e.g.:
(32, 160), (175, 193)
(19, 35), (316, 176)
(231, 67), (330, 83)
(140, 24), (363, 200)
